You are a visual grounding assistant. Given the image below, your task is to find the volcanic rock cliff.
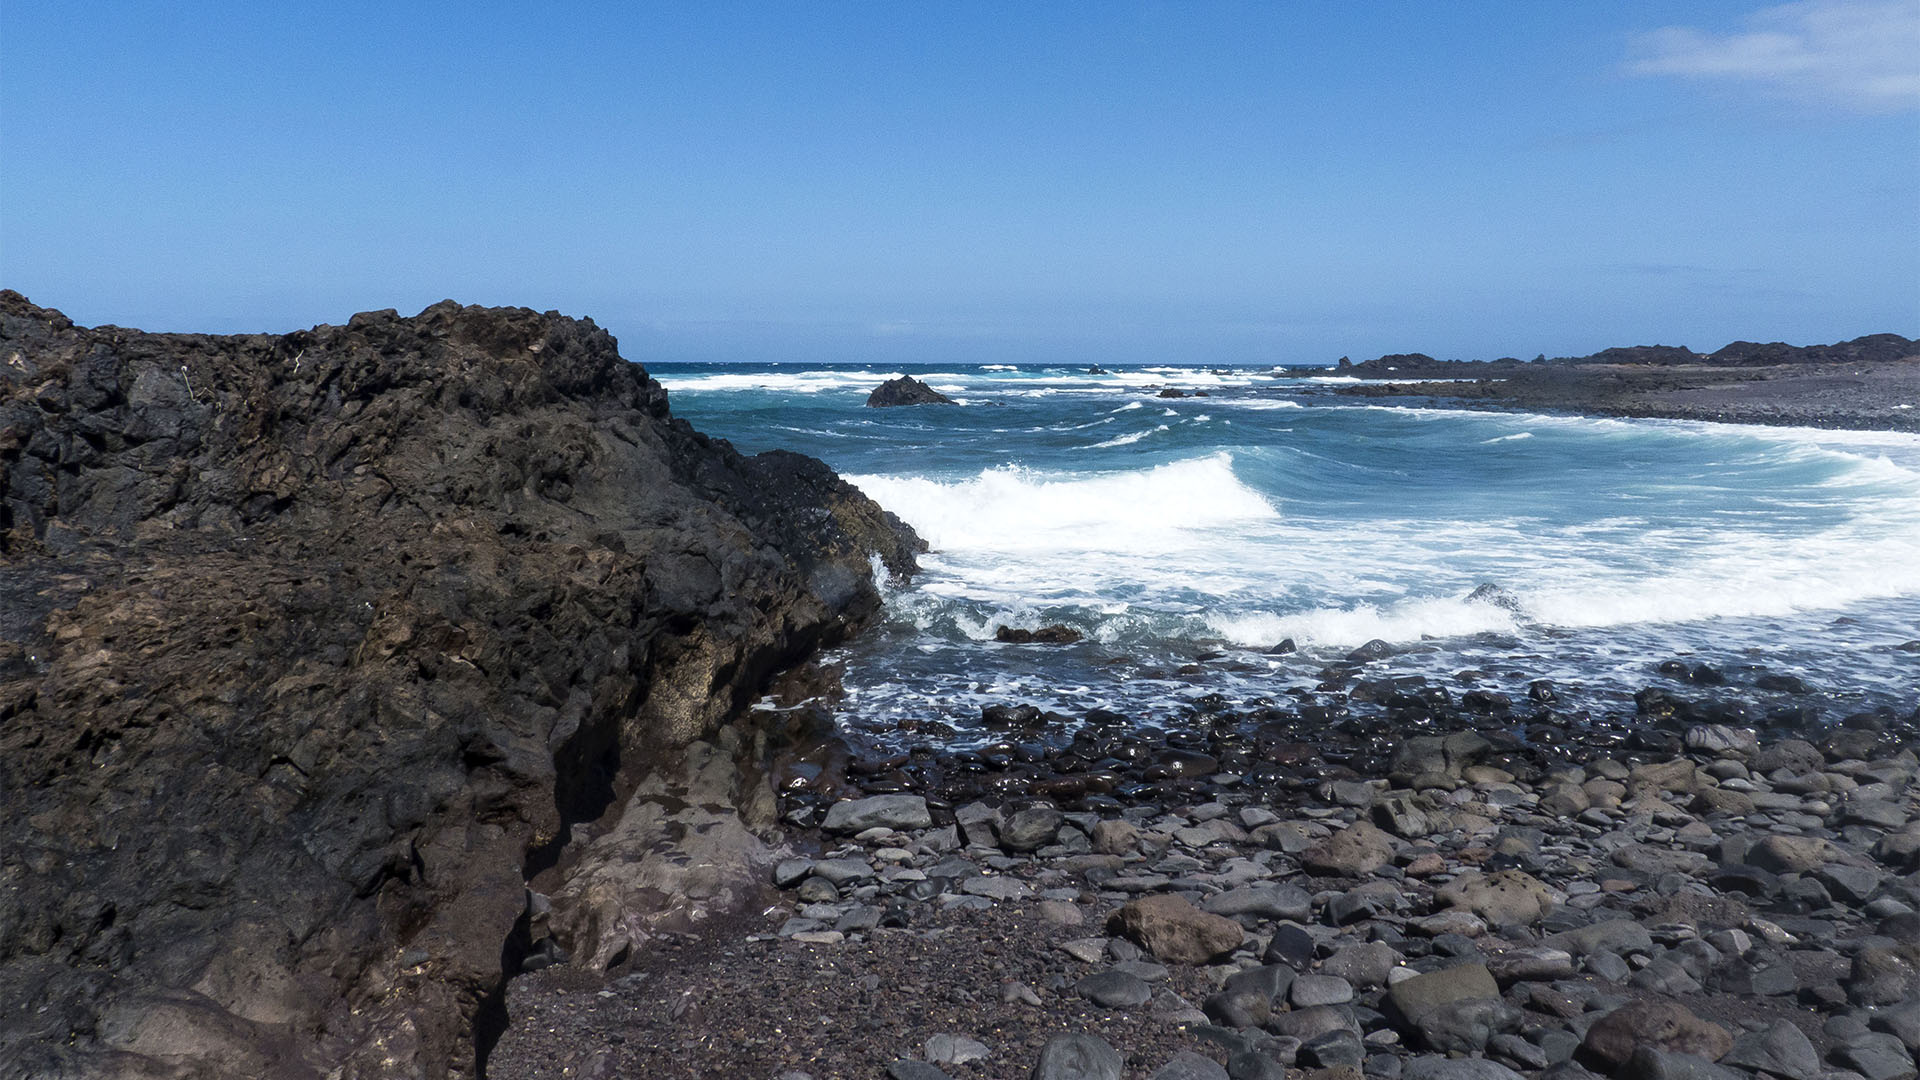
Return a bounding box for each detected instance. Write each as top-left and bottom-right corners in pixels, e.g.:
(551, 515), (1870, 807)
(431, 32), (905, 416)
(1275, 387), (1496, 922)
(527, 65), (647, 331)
(0, 293), (921, 1079)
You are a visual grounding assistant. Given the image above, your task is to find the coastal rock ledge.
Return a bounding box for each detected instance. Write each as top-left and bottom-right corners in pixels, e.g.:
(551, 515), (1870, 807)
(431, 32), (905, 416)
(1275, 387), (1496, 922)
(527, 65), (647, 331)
(0, 292), (921, 1079)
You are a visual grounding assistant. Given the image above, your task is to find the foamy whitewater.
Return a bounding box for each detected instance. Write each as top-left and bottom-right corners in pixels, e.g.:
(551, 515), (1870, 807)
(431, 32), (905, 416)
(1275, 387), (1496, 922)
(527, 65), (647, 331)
(655, 362), (1920, 746)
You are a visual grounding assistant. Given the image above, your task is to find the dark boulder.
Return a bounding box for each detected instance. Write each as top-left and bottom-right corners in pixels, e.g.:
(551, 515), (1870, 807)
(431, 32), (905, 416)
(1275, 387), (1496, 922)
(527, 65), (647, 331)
(1465, 583), (1523, 614)
(866, 375), (955, 407)
(0, 292), (921, 1079)
(1347, 639), (1396, 663)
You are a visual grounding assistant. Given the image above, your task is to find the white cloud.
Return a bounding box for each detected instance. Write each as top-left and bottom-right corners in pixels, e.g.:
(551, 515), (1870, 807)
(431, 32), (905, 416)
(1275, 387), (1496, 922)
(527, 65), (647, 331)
(1627, 0), (1920, 112)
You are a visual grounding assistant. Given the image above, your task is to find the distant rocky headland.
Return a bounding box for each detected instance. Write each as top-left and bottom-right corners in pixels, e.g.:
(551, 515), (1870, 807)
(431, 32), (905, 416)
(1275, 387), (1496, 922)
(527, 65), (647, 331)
(0, 293), (920, 1078)
(1306, 334), (1920, 432)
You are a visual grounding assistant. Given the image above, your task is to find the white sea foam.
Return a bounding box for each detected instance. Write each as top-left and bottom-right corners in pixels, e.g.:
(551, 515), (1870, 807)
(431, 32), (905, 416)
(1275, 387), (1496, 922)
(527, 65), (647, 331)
(1083, 425), (1167, 449)
(1211, 399), (1305, 410)
(1481, 432), (1533, 444)
(847, 453), (1277, 556)
(653, 369), (905, 393)
(1210, 599), (1520, 649)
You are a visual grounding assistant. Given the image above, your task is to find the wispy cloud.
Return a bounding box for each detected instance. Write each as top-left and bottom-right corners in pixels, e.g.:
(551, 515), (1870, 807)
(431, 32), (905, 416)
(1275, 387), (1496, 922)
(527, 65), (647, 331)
(1626, 0), (1920, 112)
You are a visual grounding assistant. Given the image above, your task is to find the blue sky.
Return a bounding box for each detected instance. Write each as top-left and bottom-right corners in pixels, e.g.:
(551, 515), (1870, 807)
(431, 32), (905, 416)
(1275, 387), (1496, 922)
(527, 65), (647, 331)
(3, 1), (1916, 364)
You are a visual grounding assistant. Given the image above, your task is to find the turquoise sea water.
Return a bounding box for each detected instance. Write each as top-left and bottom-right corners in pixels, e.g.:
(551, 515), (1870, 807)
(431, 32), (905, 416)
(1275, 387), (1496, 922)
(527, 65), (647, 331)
(652, 362), (1920, 746)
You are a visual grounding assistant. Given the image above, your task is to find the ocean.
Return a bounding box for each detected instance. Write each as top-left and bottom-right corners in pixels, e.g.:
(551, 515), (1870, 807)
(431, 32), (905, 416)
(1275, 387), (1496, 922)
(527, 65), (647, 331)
(651, 362), (1920, 750)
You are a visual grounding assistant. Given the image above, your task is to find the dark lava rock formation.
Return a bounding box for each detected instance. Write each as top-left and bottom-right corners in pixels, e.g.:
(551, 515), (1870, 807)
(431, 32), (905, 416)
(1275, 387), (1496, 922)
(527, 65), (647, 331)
(866, 375), (954, 407)
(0, 292), (920, 1079)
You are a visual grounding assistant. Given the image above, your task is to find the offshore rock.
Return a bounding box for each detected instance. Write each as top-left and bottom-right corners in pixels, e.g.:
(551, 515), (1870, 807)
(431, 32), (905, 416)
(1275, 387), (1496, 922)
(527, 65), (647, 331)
(0, 294), (921, 1079)
(867, 375), (955, 407)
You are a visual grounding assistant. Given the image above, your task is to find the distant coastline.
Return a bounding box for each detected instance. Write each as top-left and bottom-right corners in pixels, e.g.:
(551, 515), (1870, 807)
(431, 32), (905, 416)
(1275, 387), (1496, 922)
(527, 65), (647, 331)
(1299, 333), (1920, 433)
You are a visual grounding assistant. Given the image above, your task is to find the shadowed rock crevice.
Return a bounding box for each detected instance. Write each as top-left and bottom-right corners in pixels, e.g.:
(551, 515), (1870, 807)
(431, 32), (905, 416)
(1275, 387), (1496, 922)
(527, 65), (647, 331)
(0, 292), (921, 1079)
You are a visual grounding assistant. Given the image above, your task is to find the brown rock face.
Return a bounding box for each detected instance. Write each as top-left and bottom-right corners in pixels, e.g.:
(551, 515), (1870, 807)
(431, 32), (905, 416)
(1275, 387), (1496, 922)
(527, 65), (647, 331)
(1582, 999), (1733, 1069)
(1107, 894), (1245, 964)
(0, 294), (921, 1079)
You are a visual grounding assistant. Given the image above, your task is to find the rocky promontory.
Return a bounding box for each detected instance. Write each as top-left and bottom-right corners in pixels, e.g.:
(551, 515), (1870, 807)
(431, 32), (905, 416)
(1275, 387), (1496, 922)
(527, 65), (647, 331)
(0, 293), (920, 1078)
(1314, 334), (1920, 432)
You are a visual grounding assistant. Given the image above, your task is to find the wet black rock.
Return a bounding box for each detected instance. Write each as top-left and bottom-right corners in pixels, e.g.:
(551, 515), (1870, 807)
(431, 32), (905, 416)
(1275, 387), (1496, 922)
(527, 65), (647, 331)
(1347, 639), (1396, 663)
(867, 375), (956, 406)
(1465, 583), (1524, 614)
(996, 625), (1084, 644)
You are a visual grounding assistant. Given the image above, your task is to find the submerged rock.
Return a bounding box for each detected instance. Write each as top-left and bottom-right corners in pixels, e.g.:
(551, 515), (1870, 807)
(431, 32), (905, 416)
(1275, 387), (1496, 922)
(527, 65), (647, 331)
(995, 624), (1083, 644)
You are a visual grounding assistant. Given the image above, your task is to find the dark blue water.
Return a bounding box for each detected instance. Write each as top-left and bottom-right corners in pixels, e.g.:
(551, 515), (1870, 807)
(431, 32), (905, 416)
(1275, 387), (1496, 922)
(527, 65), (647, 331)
(653, 362), (1920, 745)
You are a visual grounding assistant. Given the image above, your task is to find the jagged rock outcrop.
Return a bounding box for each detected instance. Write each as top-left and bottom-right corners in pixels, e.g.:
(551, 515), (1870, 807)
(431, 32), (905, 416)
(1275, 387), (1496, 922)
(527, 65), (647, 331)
(1704, 333), (1917, 366)
(1580, 344), (1700, 365)
(0, 293), (920, 1079)
(865, 375), (954, 406)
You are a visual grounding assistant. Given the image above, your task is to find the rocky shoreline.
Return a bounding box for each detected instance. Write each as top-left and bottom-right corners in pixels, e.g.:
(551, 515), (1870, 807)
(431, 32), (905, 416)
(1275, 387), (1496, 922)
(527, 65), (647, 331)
(1307, 347), (1920, 434)
(488, 651), (1920, 1080)
(6, 297), (1916, 1080)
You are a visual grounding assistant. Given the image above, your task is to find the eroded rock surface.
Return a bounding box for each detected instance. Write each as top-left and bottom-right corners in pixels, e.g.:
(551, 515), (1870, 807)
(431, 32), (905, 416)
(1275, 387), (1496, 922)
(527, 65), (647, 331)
(0, 293), (920, 1079)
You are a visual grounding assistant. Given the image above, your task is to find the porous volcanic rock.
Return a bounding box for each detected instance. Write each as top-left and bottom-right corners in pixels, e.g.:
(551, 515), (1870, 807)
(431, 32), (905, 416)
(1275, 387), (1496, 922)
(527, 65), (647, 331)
(0, 293), (921, 1079)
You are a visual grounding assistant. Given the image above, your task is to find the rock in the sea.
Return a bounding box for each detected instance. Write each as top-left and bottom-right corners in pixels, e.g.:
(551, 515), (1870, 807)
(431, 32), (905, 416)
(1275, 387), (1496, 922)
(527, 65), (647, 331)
(1346, 638), (1396, 662)
(867, 375), (955, 406)
(0, 295), (922, 1078)
(1033, 1033), (1125, 1080)
(1465, 583), (1524, 613)
(995, 624), (1084, 644)
(1108, 894), (1245, 964)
